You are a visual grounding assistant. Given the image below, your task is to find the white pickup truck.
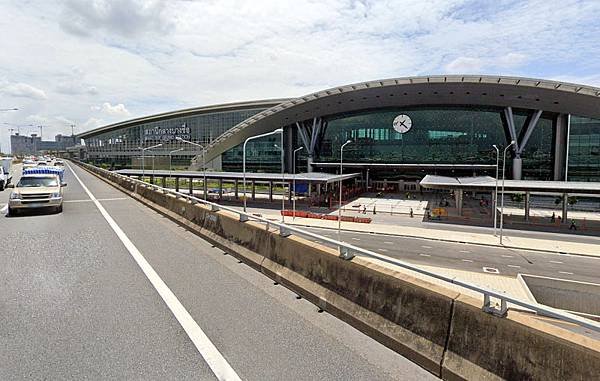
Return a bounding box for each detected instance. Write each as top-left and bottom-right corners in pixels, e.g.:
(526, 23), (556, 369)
(0, 157), (13, 191)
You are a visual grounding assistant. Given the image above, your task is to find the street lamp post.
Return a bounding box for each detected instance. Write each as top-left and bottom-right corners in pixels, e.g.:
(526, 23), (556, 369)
(292, 147), (303, 220)
(169, 148), (184, 180)
(492, 145), (500, 236)
(176, 137), (206, 200)
(500, 140), (516, 245)
(338, 140), (353, 246)
(242, 128), (283, 213)
(139, 143), (162, 182)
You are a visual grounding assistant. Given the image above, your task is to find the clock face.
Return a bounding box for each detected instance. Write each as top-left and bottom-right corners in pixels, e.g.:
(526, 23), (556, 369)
(393, 114), (412, 134)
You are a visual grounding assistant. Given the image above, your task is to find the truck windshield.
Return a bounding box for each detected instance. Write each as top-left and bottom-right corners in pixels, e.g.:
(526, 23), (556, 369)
(17, 177), (59, 187)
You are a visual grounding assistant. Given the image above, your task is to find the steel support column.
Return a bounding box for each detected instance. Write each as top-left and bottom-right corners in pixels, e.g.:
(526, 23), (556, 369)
(175, 177), (180, 192)
(562, 193), (568, 223)
(188, 177), (193, 195)
(455, 189), (463, 216)
(269, 181), (274, 202)
(218, 179), (223, 199)
(553, 114), (569, 181)
(161, 177), (166, 188)
(234, 179), (239, 199)
(251, 180), (256, 200)
(524, 191), (531, 221)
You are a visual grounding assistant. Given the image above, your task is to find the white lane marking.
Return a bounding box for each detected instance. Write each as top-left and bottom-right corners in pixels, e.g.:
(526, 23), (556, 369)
(0, 204), (7, 213)
(352, 237), (361, 241)
(558, 271), (574, 275)
(66, 163), (241, 381)
(550, 260), (564, 264)
(459, 250), (470, 253)
(384, 241), (393, 244)
(461, 259), (473, 263)
(482, 267), (500, 274)
(507, 265), (521, 268)
(378, 248), (388, 252)
(501, 255), (513, 258)
(421, 245), (432, 249)
(419, 253), (431, 257)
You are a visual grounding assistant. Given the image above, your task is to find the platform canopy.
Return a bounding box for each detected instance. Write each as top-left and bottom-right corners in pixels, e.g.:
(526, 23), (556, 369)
(115, 169), (360, 184)
(419, 175), (600, 195)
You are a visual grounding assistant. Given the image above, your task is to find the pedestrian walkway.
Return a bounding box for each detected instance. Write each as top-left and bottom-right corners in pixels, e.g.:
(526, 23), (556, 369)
(264, 213), (600, 258)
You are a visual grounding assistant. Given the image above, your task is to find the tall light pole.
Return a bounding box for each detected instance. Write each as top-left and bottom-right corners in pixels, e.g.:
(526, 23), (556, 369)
(492, 145), (500, 236)
(242, 128), (283, 213)
(176, 137), (206, 200)
(274, 143), (286, 223)
(338, 140), (353, 244)
(292, 146), (303, 220)
(500, 140), (516, 244)
(139, 143), (162, 181)
(169, 147), (184, 180)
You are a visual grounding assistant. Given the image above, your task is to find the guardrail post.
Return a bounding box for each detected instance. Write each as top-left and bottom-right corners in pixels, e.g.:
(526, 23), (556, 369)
(211, 204), (220, 212)
(279, 225), (291, 237)
(239, 214), (249, 222)
(482, 294), (508, 317)
(339, 246), (355, 260)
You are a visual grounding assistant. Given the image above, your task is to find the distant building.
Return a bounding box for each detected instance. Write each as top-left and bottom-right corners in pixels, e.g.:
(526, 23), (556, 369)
(11, 133), (79, 155)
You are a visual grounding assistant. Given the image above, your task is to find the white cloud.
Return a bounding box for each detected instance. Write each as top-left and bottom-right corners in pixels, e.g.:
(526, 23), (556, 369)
(1, 83), (47, 100)
(444, 57), (485, 73)
(93, 102), (131, 117)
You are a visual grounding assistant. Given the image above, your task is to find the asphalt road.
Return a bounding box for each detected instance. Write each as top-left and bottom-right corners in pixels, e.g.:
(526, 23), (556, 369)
(233, 202), (600, 284)
(0, 163), (435, 380)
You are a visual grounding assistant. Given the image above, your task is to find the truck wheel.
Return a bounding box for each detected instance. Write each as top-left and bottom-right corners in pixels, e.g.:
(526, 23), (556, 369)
(0, 182), (4, 191)
(57, 205), (63, 213)
(7, 207), (16, 216)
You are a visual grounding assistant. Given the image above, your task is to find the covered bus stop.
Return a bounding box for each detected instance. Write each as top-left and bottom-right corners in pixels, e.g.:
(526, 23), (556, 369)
(419, 175), (600, 223)
(115, 169), (360, 202)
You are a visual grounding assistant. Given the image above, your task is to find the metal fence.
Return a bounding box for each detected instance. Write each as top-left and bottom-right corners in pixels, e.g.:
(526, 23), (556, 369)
(76, 161), (600, 333)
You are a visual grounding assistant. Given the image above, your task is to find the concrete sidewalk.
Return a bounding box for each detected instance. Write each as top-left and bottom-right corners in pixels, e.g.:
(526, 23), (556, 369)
(264, 214), (600, 258)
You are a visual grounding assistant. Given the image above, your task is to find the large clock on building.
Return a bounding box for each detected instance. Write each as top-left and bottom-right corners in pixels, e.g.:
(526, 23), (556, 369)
(393, 114), (412, 134)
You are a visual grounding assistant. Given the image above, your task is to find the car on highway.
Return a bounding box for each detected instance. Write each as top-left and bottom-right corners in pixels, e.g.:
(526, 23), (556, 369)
(6, 173), (66, 216)
(54, 160), (64, 167)
(22, 159), (36, 169)
(36, 161), (48, 166)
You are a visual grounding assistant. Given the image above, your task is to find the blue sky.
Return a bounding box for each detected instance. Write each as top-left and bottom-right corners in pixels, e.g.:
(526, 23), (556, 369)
(0, 0), (599, 151)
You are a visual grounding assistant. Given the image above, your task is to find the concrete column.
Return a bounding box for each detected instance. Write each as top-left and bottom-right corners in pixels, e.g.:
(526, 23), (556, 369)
(512, 157), (522, 180)
(161, 176), (166, 188)
(307, 156), (313, 173)
(524, 191), (531, 221)
(188, 177), (193, 195)
(175, 177), (180, 192)
(317, 183), (322, 195)
(562, 193), (568, 223)
(234, 179), (239, 199)
(251, 180), (256, 200)
(269, 181), (273, 202)
(218, 179), (223, 199)
(553, 114), (569, 181)
(455, 189), (463, 216)
(308, 181), (312, 197)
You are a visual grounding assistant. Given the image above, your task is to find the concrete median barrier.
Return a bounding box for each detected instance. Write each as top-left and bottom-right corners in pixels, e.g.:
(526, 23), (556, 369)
(73, 161), (600, 380)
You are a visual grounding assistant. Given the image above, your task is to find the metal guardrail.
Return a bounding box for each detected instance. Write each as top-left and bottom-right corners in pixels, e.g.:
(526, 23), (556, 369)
(77, 161), (600, 333)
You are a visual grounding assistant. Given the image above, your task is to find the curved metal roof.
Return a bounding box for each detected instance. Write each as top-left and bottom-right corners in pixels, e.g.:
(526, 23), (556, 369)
(203, 75), (600, 162)
(78, 98), (291, 139)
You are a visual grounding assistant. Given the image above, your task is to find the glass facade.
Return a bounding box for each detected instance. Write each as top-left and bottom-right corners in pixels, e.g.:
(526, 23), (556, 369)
(314, 106), (555, 180)
(84, 107), (270, 169)
(568, 116), (600, 181)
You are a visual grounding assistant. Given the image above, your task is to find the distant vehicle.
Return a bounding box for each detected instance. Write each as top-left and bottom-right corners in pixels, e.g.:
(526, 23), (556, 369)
(54, 160), (64, 166)
(37, 161), (48, 166)
(22, 160), (36, 169)
(7, 173), (66, 216)
(0, 157), (13, 191)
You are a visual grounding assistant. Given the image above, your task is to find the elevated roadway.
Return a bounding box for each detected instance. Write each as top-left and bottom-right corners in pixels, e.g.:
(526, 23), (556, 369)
(0, 163), (434, 380)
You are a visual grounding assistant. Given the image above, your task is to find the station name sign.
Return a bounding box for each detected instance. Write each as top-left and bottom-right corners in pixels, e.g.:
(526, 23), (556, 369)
(143, 123), (191, 141)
